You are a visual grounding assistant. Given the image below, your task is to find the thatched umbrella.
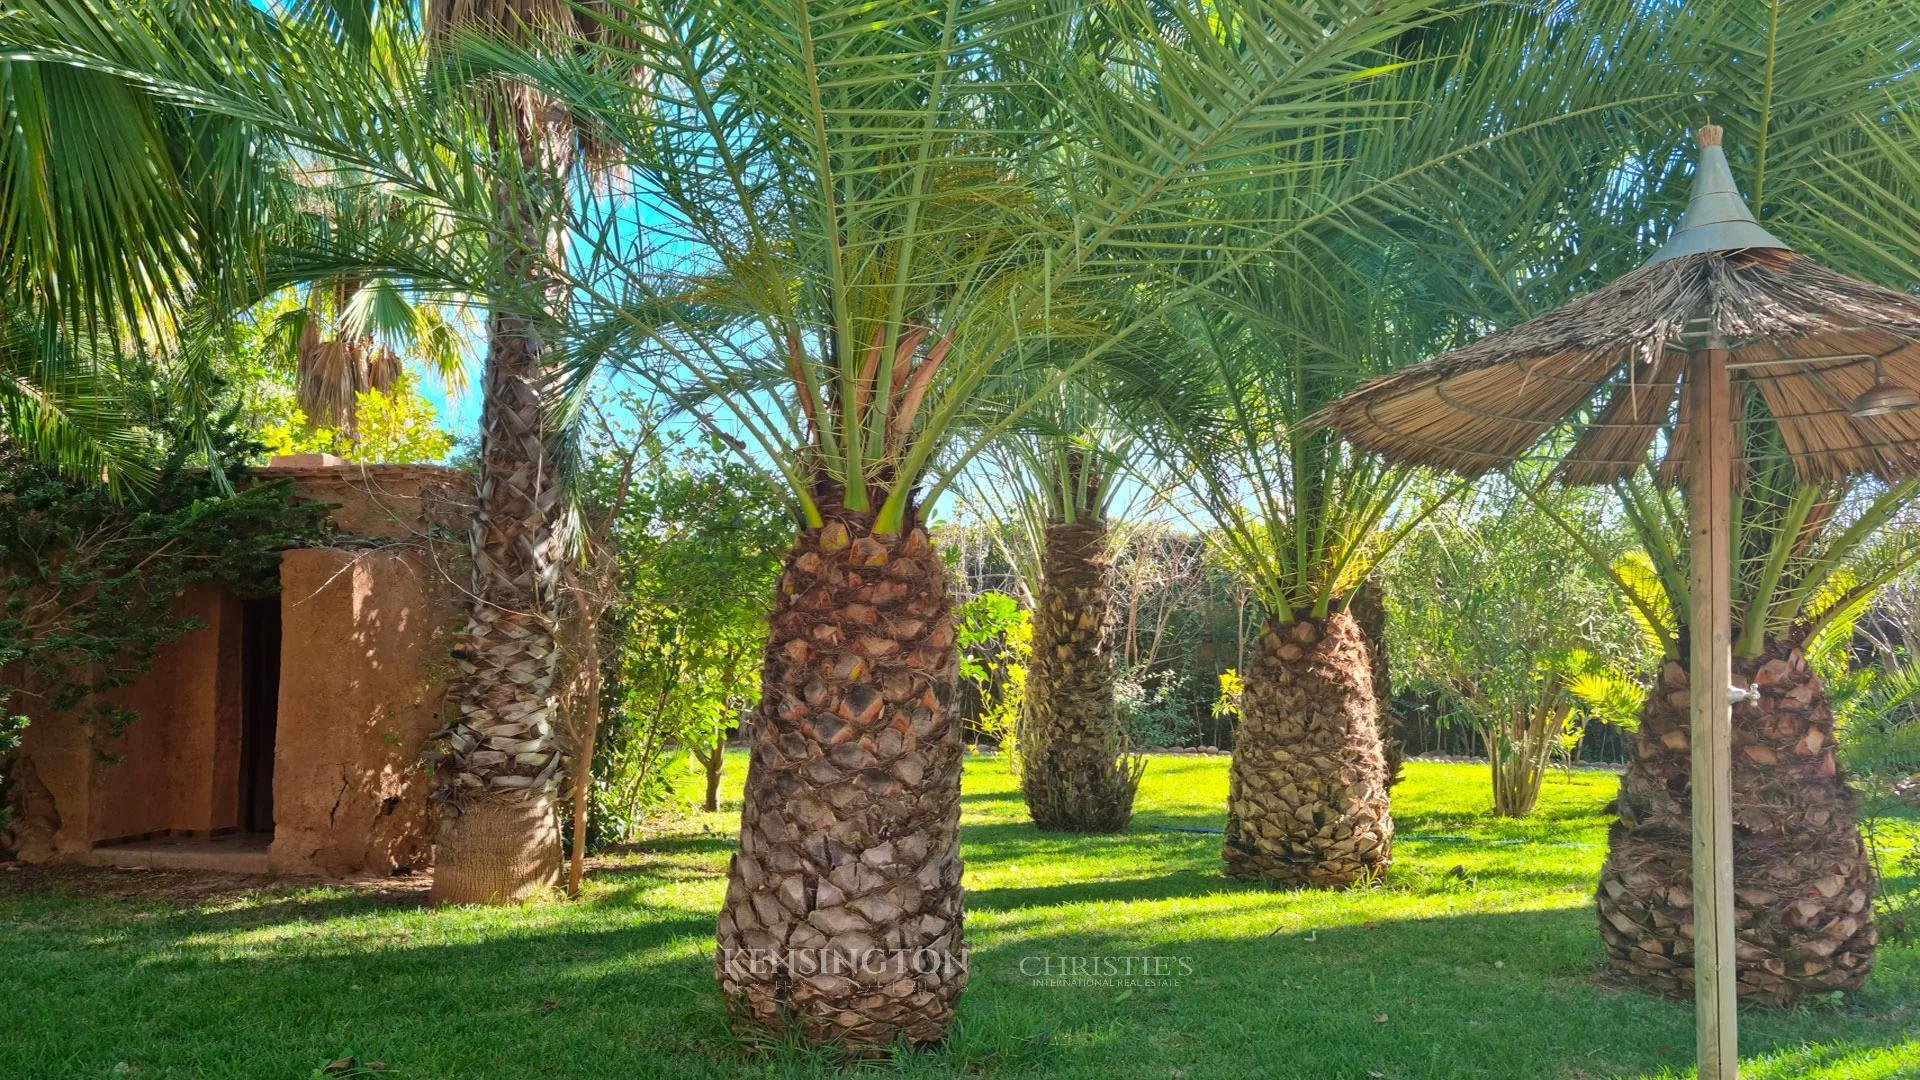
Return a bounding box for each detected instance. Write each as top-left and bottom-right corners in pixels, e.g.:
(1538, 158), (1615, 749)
(1316, 125), (1920, 1079)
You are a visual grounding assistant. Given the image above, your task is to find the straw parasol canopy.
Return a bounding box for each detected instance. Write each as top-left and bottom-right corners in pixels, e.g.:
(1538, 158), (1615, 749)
(1316, 125), (1920, 484)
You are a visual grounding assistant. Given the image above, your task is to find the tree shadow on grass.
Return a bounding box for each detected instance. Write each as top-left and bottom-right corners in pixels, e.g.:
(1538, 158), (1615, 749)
(960, 904), (1920, 1080)
(628, 831), (738, 854)
(4, 855), (1915, 1079)
(957, 787), (1026, 805)
(969, 868), (1259, 912)
(0, 905), (758, 1079)
(1392, 803), (1614, 840)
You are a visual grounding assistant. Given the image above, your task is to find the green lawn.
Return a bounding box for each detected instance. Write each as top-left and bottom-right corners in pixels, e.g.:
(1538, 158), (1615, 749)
(3, 756), (1916, 1079)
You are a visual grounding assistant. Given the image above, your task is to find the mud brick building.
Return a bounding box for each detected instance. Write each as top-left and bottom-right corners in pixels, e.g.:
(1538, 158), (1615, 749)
(8, 456), (464, 877)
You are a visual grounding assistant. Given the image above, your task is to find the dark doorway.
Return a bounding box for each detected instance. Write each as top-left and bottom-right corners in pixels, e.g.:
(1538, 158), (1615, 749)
(239, 596), (282, 834)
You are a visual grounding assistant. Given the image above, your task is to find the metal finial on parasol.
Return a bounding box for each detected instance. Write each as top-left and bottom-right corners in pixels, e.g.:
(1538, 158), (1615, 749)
(1645, 124), (1789, 265)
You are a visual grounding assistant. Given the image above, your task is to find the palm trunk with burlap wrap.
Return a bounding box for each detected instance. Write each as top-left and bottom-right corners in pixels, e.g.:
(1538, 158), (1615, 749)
(1224, 611), (1393, 887)
(1019, 517), (1143, 832)
(429, 89), (572, 905)
(716, 504), (967, 1051)
(1596, 634), (1877, 1004)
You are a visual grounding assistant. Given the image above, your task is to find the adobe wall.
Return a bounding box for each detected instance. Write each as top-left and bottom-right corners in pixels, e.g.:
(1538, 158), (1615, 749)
(269, 546), (455, 877)
(90, 584), (245, 843)
(6, 461), (466, 877)
(254, 457), (467, 541)
(7, 583), (240, 859)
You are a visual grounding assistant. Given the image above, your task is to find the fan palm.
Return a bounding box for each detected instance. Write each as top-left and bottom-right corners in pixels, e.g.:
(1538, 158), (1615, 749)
(267, 176), (473, 440)
(0, 29), (290, 485)
(417, 0), (640, 904)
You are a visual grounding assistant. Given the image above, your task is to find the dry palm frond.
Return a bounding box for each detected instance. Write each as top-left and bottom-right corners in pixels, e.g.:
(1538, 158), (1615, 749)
(298, 333), (370, 429)
(367, 346), (402, 394)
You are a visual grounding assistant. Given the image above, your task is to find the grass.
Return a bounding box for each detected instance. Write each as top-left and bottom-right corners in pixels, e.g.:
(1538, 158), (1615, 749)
(1, 755), (1916, 1079)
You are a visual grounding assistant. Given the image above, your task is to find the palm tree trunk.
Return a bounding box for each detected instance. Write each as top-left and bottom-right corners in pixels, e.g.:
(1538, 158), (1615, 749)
(1018, 518), (1142, 832)
(1596, 634), (1878, 1005)
(429, 93), (572, 905)
(1348, 579), (1401, 788)
(716, 502), (967, 1051)
(1223, 612), (1393, 887)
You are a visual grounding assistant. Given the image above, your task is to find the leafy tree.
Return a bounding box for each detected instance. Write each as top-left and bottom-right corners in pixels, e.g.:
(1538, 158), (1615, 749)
(1385, 480), (1648, 816)
(951, 589), (1031, 763)
(261, 372), (457, 464)
(581, 436), (790, 840)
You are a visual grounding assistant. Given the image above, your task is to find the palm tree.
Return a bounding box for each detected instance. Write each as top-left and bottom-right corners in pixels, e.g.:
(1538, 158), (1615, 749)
(473, 0), (1667, 1044)
(415, 0), (604, 904)
(1378, 1), (1920, 1004)
(14, 0), (1694, 1045)
(0, 32), (291, 486)
(1525, 455), (1917, 1003)
(266, 270), (472, 443)
(1142, 270), (1442, 887)
(965, 391), (1148, 832)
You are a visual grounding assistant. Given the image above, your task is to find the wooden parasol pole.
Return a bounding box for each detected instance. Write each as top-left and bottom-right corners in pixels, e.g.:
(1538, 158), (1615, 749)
(1686, 331), (1738, 1079)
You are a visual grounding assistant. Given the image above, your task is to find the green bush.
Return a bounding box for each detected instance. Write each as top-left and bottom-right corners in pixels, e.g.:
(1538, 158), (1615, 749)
(575, 435), (791, 845)
(1117, 668), (1203, 750)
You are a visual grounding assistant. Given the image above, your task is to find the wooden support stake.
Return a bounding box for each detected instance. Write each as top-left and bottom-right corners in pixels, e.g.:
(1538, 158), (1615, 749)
(1687, 335), (1738, 1079)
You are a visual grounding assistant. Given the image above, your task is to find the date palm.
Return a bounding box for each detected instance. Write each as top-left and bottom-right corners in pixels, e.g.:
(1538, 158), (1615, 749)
(1144, 269), (1439, 887)
(1384, 1), (1920, 1005)
(1118, 0), (1715, 887)
(964, 389), (1149, 832)
(1517, 444), (1918, 1003)
(503, 0), (1675, 1046)
(1505, 441), (1912, 1004)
